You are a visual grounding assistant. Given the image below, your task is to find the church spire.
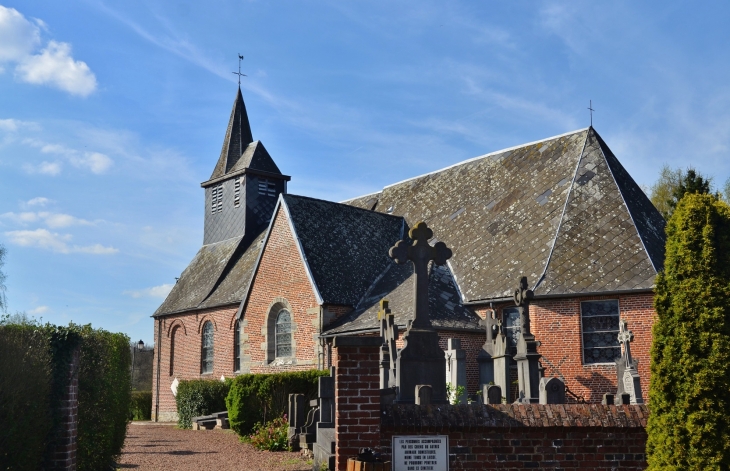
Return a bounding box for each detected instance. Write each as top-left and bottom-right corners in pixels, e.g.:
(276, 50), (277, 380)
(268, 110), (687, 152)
(211, 87), (254, 179)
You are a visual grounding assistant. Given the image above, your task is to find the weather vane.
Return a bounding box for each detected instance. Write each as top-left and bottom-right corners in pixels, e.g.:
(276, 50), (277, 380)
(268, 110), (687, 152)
(588, 100), (595, 127)
(232, 54), (246, 86)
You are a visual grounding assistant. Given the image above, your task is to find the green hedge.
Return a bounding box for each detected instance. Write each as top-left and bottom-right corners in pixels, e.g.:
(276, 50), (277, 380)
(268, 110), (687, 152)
(0, 324), (53, 471)
(75, 325), (131, 471)
(0, 320), (131, 471)
(226, 369), (328, 437)
(130, 390), (153, 421)
(176, 379), (231, 429)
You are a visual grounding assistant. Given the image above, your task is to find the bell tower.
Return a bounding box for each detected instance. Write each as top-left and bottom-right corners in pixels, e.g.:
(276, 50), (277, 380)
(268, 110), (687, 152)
(200, 87), (290, 245)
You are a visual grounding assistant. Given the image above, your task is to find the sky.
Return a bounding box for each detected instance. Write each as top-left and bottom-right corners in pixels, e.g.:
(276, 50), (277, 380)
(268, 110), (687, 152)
(1, 1), (730, 344)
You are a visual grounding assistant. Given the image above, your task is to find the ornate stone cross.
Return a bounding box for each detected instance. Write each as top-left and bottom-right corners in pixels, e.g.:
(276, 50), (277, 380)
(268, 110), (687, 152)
(389, 221), (452, 330)
(514, 276), (534, 337)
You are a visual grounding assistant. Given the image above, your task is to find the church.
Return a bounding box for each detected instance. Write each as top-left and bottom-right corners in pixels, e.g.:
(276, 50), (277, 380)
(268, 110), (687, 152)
(151, 86), (665, 421)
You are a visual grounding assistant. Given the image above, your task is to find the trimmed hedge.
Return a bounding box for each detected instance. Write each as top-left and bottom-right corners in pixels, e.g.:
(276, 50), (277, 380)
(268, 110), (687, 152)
(0, 324), (52, 471)
(176, 379), (231, 429)
(226, 369), (329, 437)
(75, 325), (131, 471)
(130, 390), (153, 421)
(648, 194), (730, 470)
(0, 320), (131, 471)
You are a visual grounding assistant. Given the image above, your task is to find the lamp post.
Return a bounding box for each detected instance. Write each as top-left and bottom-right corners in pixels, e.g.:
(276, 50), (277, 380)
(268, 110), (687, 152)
(132, 340), (144, 390)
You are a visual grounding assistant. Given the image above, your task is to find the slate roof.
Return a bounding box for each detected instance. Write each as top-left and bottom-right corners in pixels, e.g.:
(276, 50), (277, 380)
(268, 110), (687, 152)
(324, 261), (481, 335)
(281, 194), (405, 306)
(343, 127), (665, 302)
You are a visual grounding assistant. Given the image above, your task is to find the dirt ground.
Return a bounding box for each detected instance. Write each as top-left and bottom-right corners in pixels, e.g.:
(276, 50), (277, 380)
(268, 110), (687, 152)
(117, 422), (312, 471)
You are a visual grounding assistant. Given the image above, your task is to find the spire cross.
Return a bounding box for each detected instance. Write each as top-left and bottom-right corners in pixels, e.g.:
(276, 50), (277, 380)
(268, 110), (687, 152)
(232, 54), (246, 86)
(389, 221), (452, 330)
(588, 100), (595, 127)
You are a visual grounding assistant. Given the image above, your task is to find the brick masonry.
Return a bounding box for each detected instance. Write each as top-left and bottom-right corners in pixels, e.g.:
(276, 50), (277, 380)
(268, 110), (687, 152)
(49, 347), (80, 471)
(333, 341), (648, 471)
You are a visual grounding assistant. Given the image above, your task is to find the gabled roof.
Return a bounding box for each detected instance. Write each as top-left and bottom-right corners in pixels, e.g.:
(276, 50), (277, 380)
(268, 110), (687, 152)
(343, 127), (665, 301)
(207, 88), (254, 183)
(324, 261), (482, 335)
(280, 194), (405, 306)
(228, 140), (282, 175)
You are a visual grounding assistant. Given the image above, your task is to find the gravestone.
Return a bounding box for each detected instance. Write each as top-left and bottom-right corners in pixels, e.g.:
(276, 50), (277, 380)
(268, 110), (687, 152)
(615, 320), (643, 404)
(491, 318), (511, 403)
(389, 222), (451, 404)
(287, 393), (306, 450)
(513, 277), (542, 404)
(483, 384), (502, 405)
(378, 300), (398, 389)
(445, 338), (467, 404)
(313, 370), (336, 471)
(538, 377), (565, 404)
(602, 393), (615, 405)
(477, 308), (498, 387)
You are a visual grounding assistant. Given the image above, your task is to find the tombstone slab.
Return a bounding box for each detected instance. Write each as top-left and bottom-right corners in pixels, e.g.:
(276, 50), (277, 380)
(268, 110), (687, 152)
(483, 384), (502, 405)
(539, 377), (565, 404)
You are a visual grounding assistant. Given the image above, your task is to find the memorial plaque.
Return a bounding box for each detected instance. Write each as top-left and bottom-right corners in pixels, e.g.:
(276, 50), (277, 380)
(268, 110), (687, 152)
(392, 435), (448, 471)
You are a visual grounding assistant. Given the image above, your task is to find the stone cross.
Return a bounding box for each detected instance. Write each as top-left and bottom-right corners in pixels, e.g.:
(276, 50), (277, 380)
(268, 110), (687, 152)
(615, 319), (643, 404)
(513, 276), (541, 404)
(378, 299), (398, 389)
(389, 221), (452, 330)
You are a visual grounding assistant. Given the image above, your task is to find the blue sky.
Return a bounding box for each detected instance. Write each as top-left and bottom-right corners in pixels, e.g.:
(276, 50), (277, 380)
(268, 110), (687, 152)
(1, 1), (729, 344)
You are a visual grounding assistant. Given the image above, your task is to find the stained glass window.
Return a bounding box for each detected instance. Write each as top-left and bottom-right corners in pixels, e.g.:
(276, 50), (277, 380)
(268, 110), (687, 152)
(503, 307), (520, 352)
(581, 300), (621, 364)
(234, 320), (241, 372)
(201, 321), (214, 374)
(275, 310), (292, 357)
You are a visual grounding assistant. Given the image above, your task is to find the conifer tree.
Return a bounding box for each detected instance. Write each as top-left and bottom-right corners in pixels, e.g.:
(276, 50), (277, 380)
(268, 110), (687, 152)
(647, 193), (730, 470)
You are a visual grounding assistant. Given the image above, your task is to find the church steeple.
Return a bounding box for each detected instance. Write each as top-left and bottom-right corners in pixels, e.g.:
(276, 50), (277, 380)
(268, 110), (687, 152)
(200, 86), (290, 246)
(210, 87), (254, 180)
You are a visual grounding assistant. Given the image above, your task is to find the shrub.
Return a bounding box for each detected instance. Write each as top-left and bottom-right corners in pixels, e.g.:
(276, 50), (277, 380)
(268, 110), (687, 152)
(246, 415), (290, 451)
(130, 390), (153, 421)
(176, 379), (231, 429)
(75, 324), (132, 471)
(226, 369), (328, 437)
(0, 323), (52, 471)
(647, 194), (730, 470)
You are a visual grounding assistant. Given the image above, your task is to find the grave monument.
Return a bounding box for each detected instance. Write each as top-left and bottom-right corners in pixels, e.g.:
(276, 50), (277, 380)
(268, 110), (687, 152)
(513, 276), (542, 403)
(615, 319), (643, 404)
(388, 221), (451, 404)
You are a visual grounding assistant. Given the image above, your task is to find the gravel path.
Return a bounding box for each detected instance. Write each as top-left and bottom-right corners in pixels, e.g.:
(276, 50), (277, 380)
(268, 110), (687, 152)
(118, 422), (312, 471)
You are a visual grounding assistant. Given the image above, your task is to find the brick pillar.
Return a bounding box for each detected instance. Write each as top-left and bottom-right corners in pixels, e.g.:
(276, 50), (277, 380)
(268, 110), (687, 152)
(49, 347), (80, 471)
(333, 337), (382, 471)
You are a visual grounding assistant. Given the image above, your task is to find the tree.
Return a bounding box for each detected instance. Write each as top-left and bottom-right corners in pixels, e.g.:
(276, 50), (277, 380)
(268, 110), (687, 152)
(647, 194), (730, 470)
(649, 166), (713, 220)
(723, 176), (730, 205)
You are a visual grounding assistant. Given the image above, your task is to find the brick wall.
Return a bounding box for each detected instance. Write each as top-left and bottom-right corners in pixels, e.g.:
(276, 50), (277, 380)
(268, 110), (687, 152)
(473, 292), (655, 403)
(333, 337), (382, 471)
(381, 403), (648, 470)
(49, 347), (80, 471)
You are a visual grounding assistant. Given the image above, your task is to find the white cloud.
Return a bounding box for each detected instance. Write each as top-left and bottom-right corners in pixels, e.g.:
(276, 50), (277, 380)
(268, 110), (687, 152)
(24, 160), (62, 175)
(16, 41), (97, 97)
(69, 152), (113, 174)
(1, 211), (93, 228)
(28, 305), (48, 315)
(4, 228), (117, 254)
(0, 6), (40, 62)
(25, 197), (50, 207)
(124, 284), (174, 299)
(0, 6), (96, 96)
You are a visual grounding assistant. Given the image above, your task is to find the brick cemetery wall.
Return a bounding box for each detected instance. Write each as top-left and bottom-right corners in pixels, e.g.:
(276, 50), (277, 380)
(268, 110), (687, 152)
(380, 403), (648, 470)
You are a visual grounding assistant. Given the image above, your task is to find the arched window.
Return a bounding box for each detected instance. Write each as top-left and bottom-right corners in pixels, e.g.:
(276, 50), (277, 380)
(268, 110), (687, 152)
(275, 310), (292, 358)
(233, 320), (241, 372)
(201, 321), (214, 374)
(169, 326), (178, 376)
